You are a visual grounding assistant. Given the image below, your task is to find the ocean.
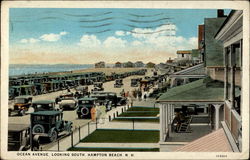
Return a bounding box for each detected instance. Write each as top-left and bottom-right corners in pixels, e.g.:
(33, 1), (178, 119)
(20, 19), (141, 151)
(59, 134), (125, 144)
(9, 64), (95, 76)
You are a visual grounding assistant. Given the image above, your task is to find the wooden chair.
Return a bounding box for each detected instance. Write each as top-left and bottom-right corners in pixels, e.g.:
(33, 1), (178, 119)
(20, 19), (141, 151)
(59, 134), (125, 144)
(178, 116), (192, 133)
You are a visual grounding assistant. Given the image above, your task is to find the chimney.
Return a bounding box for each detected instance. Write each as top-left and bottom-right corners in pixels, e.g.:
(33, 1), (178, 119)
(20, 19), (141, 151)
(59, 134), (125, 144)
(217, 9), (225, 18)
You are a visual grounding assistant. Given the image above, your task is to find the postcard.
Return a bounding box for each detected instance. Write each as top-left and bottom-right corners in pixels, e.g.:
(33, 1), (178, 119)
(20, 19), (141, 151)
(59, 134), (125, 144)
(1, 0), (249, 160)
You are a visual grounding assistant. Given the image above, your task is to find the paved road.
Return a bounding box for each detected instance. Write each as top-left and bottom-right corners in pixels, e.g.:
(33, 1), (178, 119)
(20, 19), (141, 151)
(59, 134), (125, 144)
(8, 69), (156, 151)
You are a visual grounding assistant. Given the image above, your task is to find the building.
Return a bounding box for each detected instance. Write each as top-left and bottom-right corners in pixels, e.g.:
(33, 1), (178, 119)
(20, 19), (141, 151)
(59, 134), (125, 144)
(114, 62), (122, 68)
(156, 10), (243, 152)
(191, 49), (200, 64)
(94, 61), (105, 68)
(166, 58), (174, 64)
(146, 62), (155, 68)
(214, 10), (243, 151)
(176, 50), (192, 60)
(198, 25), (205, 62)
(204, 10), (227, 82)
(134, 61), (145, 68)
(122, 61), (134, 68)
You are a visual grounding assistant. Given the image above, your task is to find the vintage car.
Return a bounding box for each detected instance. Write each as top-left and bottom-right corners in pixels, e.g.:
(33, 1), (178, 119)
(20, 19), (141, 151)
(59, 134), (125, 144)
(131, 78), (141, 87)
(75, 85), (89, 98)
(9, 95), (33, 116)
(116, 96), (127, 106)
(57, 93), (77, 110)
(31, 100), (56, 112)
(8, 124), (30, 151)
(93, 82), (104, 91)
(77, 97), (97, 119)
(31, 110), (72, 142)
(114, 79), (123, 88)
(90, 91), (118, 107)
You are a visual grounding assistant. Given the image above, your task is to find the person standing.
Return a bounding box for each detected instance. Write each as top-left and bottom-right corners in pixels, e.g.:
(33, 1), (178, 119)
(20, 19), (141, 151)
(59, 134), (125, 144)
(91, 106), (96, 121)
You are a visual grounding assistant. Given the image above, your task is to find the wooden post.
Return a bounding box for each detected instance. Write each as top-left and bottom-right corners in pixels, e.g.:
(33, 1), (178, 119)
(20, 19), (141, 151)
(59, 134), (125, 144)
(57, 139), (59, 151)
(96, 118), (98, 129)
(79, 127), (81, 141)
(71, 132), (73, 147)
(132, 119), (135, 130)
(88, 122), (90, 135)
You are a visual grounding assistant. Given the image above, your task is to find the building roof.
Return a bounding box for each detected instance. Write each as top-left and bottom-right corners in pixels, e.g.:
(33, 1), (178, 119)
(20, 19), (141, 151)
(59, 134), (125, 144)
(175, 128), (233, 152)
(157, 78), (225, 103)
(177, 50), (192, 54)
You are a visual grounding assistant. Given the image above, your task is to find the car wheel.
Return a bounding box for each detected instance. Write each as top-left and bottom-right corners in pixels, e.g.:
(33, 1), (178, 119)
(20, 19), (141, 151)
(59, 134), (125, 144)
(81, 107), (89, 116)
(19, 110), (26, 116)
(49, 130), (57, 142)
(33, 124), (45, 134)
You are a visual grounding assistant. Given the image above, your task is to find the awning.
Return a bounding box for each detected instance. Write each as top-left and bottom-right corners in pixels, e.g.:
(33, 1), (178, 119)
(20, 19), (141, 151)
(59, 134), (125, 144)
(175, 128), (233, 152)
(157, 78), (225, 103)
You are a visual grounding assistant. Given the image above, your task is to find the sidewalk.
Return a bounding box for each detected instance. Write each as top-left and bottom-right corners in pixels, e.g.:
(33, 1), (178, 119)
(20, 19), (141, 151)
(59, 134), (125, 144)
(76, 143), (159, 148)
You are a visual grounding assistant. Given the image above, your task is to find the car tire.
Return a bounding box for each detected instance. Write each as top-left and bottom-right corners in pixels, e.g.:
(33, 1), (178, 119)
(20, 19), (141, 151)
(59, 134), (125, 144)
(33, 124), (45, 134)
(81, 107), (89, 116)
(19, 110), (26, 116)
(49, 130), (57, 142)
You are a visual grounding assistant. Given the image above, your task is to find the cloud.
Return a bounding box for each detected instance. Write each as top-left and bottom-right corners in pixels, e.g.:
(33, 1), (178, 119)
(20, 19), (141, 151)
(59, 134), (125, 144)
(20, 38), (40, 44)
(77, 35), (101, 48)
(40, 32), (68, 42)
(103, 36), (127, 48)
(115, 31), (125, 36)
(131, 40), (143, 46)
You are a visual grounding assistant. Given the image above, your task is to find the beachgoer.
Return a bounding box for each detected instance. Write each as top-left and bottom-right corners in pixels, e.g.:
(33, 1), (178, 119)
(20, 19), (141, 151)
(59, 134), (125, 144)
(90, 106), (97, 121)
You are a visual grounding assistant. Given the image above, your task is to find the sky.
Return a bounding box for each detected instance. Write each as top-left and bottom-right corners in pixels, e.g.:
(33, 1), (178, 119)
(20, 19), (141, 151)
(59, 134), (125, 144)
(9, 8), (230, 64)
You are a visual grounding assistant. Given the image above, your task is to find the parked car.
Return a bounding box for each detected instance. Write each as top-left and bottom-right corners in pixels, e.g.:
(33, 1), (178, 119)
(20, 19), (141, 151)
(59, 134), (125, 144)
(77, 97), (97, 119)
(90, 91), (118, 108)
(114, 79), (123, 88)
(58, 93), (77, 110)
(31, 100), (56, 112)
(116, 96), (127, 106)
(75, 85), (89, 98)
(93, 82), (104, 91)
(9, 95), (33, 116)
(131, 78), (141, 87)
(8, 124), (30, 151)
(31, 110), (72, 142)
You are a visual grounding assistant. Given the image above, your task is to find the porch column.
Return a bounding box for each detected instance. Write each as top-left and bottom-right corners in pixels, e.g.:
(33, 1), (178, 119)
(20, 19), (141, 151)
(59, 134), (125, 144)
(224, 47), (229, 99)
(163, 106), (166, 138)
(165, 105), (168, 139)
(170, 78), (176, 88)
(160, 104), (164, 142)
(213, 104), (222, 130)
(230, 45), (235, 108)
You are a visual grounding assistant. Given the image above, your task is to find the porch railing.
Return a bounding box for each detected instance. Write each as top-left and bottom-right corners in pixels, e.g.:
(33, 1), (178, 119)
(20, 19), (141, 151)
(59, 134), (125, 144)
(224, 101), (242, 144)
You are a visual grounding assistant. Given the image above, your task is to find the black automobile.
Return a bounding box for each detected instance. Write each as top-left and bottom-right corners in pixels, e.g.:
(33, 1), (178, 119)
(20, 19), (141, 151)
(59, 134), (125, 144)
(31, 111), (72, 143)
(77, 97), (97, 119)
(114, 79), (123, 88)
(32, 100), (56, 112)
(8, 124), (30, 151)
(93, 82), (104, 91)
(90, 91), (118, 108)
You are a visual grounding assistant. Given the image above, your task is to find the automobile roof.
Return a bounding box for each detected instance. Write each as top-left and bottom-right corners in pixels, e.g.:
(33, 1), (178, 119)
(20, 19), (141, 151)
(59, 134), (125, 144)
(15, 95), (33, 99)
(30, 110), (62, 116)
(78, 97), (97, 101)
(8, 123), (30, 131)
(32, 100), (55, 104)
